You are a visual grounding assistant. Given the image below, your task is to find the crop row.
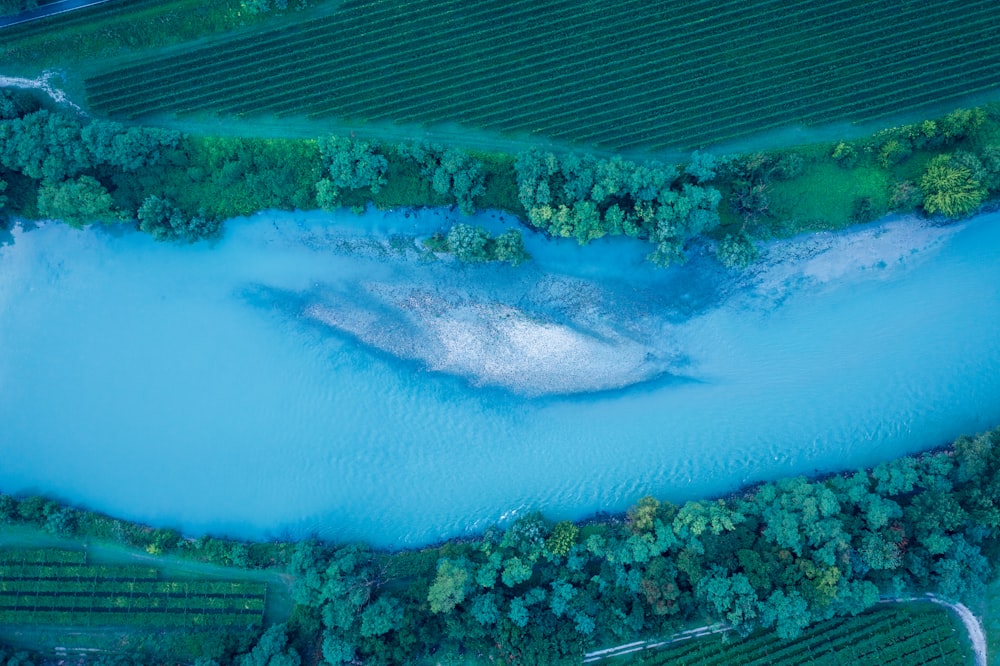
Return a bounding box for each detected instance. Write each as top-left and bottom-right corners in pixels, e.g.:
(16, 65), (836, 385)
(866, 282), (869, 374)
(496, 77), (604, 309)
(490, 0), (981, 140)
(87, 0), (629, 112)
(89, 0), (748, 91)
(86, 0), (554, 91)
(113, 0), (888, 120)
(87, 0), (793, 115)
(366, 0), (985, 141)
(314, 2), (984, 141)
(0, 608), (260, 628)
(513, 16), (999, 150)
(289, 0), (851, 120)
(560, 5), (997, 143)
(0, 563), (160, 581)
(1, 592), (263, 612)
(84, 0), (797, 112)
(644, 606), (965, 666)
(1, 578), (264, 596)
(272, 6), (819, 122)
(671, 53), (1000, 150)
(82, 0), (1000, 151)
(0, 549), (85, 565)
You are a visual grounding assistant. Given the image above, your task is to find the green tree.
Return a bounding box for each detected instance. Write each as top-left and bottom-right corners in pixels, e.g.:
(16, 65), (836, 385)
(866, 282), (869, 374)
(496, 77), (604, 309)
(470, 592), (502, 626)
(359, 595), (403, 637)
(237, 624), (301, 666)
(921, 154), (986, 217)
(445, 223), (491, 262)
(491, 229), (530, 265)
(0, 110), (90, 182)
(37, 176), (118, 227)
(716, 231), (758, 269)
(685, 151), (717, 183)
(759, 589), (811, 639)
(138, 194), (220, 242)
(500, 556), (533, 587)
(545, 521), (579, 558)
(81, 121), (181, 172)
(696, 568), (759, 629)
(428, 558), (472, 613)
(316, 135), (388, 207)
(320, 635), (356, 666)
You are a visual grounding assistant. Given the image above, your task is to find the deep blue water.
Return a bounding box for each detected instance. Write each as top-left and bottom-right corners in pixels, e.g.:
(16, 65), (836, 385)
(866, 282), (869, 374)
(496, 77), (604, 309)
(1, 208), (999, 547)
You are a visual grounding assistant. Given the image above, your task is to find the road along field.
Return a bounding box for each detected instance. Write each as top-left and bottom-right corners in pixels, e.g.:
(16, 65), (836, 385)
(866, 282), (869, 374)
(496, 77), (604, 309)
(77, 0), (1000, 151)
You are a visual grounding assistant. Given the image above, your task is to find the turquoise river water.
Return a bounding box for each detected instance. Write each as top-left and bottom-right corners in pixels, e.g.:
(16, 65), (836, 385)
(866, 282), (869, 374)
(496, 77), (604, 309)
(1, 208), (998, 547)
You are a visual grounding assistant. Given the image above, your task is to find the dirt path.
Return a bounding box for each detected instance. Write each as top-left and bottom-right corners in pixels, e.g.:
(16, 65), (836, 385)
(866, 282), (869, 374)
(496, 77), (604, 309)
(0, 69), (83, 112)
(583, 624), (729, 663)
(923, 594), (988, 666)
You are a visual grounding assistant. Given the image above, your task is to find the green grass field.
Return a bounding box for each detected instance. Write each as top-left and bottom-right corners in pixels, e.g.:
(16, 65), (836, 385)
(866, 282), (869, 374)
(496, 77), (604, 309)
(72, 0), (1000, 152)
(623, 604), (972, 666)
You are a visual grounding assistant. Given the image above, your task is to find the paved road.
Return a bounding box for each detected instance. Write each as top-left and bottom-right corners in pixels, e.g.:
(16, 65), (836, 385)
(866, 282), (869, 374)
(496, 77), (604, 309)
(0, 0), (114, 28)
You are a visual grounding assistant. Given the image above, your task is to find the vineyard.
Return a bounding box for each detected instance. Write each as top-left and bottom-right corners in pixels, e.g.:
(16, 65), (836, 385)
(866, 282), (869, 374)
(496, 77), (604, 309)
(626, 604), (971, 666)
(78, 0), (1000, 151)
(0, 549), (265, 629)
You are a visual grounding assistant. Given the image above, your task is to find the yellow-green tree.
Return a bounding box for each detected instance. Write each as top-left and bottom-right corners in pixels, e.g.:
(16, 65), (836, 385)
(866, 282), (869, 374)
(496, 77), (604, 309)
(921, 154), (986, 218)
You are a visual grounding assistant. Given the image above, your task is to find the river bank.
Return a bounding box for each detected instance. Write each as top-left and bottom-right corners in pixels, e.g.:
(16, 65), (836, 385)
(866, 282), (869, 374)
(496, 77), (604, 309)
(1, 206), (999, 546)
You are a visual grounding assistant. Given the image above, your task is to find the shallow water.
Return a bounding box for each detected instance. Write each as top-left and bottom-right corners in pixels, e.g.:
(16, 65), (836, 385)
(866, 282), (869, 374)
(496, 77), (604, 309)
(1, 208), (998, 547)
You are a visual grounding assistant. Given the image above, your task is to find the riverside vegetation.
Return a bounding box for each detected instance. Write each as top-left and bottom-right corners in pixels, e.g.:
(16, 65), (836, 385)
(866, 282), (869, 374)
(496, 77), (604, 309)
(2, 87), (999, 268)
(0, 426), (999, 663)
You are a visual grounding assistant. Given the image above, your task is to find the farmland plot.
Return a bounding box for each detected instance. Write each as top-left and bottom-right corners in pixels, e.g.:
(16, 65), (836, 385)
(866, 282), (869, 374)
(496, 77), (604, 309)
(0, 549), (264, 629)
(627, 605), (972, 666)
(80, 0), (1000, 150)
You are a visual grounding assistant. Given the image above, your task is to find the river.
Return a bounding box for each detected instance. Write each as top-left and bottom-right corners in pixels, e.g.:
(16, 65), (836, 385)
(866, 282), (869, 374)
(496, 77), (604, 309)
(0, 208), (998, 547)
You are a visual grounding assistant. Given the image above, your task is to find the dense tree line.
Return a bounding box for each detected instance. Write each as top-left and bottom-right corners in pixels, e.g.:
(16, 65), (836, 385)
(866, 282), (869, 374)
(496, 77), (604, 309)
(514, 149), (721, 266)
(4, 89), (998, 263)
(0, 90), (217, 239)
(279, 427), (1000, 665)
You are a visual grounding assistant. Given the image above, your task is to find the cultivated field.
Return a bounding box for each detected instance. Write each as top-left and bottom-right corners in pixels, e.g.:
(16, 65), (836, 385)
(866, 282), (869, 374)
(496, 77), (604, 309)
(78, 0), (1000, 150)
(0, 548), (265, 629)
(626, 605), (971, 666)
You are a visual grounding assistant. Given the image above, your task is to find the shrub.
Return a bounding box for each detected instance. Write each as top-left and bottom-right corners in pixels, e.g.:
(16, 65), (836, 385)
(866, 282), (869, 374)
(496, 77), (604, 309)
(717, 231), (759, 269)
(979, 145), (1000, 191)
(889, 181), (923, 210)
(831, 142), (857, 167)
